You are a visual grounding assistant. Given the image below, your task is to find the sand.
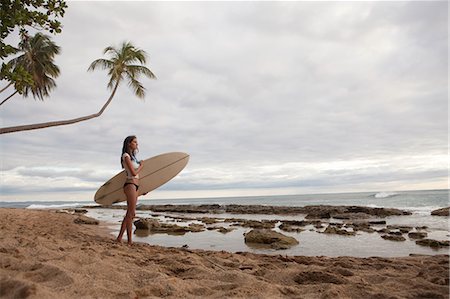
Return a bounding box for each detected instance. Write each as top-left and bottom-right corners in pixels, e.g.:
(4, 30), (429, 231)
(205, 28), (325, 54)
(0, 208), (448, 299)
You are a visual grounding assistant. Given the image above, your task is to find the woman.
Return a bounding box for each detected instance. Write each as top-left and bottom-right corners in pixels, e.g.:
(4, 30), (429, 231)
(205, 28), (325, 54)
(116, 135), (143, 245)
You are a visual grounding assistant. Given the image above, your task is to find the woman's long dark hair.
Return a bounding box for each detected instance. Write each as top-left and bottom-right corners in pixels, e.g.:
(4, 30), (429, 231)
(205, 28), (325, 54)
(121, 135), (138, 168)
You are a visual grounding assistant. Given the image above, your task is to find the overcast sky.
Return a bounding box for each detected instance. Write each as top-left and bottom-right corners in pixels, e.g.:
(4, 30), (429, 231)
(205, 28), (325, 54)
(0, 1), (448, 202)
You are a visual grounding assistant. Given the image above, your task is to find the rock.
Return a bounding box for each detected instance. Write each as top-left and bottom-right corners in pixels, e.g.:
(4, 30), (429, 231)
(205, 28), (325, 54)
(415, 239), (450, 248)
(134, 218), (160, 230)
(369, 220), (387, 225)
(344, 206), (411, 217)
(241, 220), (276, 229)
(314, 223), (324, 229)
(60, 208), (88, 215)
(388, 231), (403, 236)
(244, 229), (299, 249)
(345, 222), (375, 233)
(415, 226), (428, 230)
(323, 225), (356, 236)
(225, 218), (276, 229)
(199, 217), (219, 224)
(134, 204), (411, 217)
(329, 222), (344, 228)
(387, 225), (413, 232)
(188, 223), (205, 232)
(408, 232), (428, 239)
(74, 216), (99, 225)
(216, 227), (234, 234)
(281, 220), (322, 227)
(431, 207), (449, 217)
(381, 235), (406, 241)
(305, 212), (330, 219)
(279, 223), (304, 233)
(376, 228), (390, 234)
(333, 213), (370, 220)
(133, 218), (204, 235)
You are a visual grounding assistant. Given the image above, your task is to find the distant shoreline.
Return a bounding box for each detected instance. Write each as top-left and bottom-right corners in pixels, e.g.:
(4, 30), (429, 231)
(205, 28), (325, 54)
(1, 188), (448, 207)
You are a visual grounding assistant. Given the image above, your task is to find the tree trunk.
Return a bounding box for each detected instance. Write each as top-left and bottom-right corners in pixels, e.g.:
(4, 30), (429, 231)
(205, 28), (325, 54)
(0, 83), (13, 94)
(0, 90), (18, 106)
(0, 82), (120, 135)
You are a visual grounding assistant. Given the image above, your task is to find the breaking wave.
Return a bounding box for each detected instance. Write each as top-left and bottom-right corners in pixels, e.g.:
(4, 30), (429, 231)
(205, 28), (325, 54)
(26, 203), (85, 209)
(373, 192), (398, 198)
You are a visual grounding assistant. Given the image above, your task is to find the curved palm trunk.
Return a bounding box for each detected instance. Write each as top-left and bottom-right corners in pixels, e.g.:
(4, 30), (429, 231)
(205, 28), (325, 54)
(0, 90), (18, 106)
(0, 82), (120, 135)
(0, 83), (13, 94)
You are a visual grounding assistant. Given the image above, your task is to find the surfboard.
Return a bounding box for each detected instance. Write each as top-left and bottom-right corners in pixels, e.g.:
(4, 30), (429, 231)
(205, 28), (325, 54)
(94, 152), (189, 205)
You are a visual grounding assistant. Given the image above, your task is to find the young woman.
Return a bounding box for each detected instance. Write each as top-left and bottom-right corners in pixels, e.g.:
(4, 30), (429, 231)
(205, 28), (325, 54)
(116, 135), (143, 245)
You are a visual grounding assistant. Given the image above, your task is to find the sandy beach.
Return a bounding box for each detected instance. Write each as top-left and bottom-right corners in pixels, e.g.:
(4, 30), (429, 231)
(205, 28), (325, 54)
(0, 208), (448, 299)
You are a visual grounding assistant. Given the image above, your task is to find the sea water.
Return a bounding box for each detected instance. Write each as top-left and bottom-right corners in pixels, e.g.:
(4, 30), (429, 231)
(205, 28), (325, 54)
(2, 189), (449, 257)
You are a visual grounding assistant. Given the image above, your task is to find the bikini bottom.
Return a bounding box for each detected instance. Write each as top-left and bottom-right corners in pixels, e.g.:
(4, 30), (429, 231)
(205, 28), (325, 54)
(124, 182), (139, 191)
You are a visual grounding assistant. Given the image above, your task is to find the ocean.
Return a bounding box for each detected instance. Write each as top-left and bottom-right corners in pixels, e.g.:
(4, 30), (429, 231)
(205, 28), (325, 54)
(2, 189), (449, 257)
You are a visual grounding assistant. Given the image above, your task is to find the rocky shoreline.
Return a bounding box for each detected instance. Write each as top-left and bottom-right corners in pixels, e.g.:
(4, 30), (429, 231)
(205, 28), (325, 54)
(84, 204), (450, 252)
(88, 203), (414, 217)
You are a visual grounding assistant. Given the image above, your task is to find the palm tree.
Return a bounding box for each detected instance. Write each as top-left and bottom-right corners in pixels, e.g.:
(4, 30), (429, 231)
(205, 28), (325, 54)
(0, 33), (60, 106)
(0, 42), (156, 134)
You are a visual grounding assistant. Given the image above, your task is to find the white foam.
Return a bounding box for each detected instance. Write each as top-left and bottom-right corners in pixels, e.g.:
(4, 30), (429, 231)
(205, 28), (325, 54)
(402, 206), (444, 215)
(26, 203), (84, 209)
(366, 204), (380, 208)
(374, 192), (398, 198)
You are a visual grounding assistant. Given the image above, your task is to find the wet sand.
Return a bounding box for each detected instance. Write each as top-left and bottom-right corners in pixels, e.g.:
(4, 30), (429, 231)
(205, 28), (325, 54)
(0, 208), (448, 298)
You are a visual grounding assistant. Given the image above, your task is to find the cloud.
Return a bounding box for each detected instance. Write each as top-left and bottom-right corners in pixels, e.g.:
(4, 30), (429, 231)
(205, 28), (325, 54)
(0, 1), (447, 201)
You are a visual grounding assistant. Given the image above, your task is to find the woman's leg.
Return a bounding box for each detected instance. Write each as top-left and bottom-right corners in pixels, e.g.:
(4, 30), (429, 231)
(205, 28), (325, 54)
(124, 185), (138, 245)
(116, 184), (137, 243)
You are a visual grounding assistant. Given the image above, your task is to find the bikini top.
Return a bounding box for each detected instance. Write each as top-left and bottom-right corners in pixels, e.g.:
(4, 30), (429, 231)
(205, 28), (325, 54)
(122, 153), (140, 179)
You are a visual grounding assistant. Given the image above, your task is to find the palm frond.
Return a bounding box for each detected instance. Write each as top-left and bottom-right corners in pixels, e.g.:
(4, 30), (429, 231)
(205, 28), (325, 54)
(88, 59), (114, 72)
(126, 65), (156, 80)
(11, 33), (61, 100)
(89, 41), (156, 99)
(125, 72), (145, 99)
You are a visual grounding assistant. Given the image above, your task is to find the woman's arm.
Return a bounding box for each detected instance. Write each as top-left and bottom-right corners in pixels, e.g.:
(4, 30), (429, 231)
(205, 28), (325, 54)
(123, 156), (143, 176)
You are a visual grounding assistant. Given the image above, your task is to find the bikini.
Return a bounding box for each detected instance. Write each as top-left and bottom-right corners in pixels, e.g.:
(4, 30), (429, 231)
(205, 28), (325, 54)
(124, 182), (139, 191)
(122, 153), (140, 191)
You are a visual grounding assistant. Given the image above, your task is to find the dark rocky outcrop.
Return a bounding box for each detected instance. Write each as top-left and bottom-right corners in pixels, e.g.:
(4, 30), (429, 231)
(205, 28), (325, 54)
(59, 208), (88, 215)
(415, 239), (450, 248)
(279, 223), (304, 233)
(128, 204), (411, 218)
(133, 218), (205, 235)
(387, 225), (413, 233)
(408, 232), (428, 239)
(73, 215), (99, 225)
(305, 212), (331, 219)
(381, 235), (406, 242)
(345, 222), (376, 233)
(225, 218), (276, 229)
(216, 227), (235, 234)
(323, 225), (356, 236)
(244, 229), (299, 249)
(431, 207), (449, 217)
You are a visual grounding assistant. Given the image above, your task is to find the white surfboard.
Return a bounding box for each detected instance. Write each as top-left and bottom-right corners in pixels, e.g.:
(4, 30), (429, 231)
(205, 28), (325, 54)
(94, 152), (189, 205)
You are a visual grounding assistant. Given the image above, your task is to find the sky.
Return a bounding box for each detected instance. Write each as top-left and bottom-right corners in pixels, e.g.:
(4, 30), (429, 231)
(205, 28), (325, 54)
(0, 1), (448, 202)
